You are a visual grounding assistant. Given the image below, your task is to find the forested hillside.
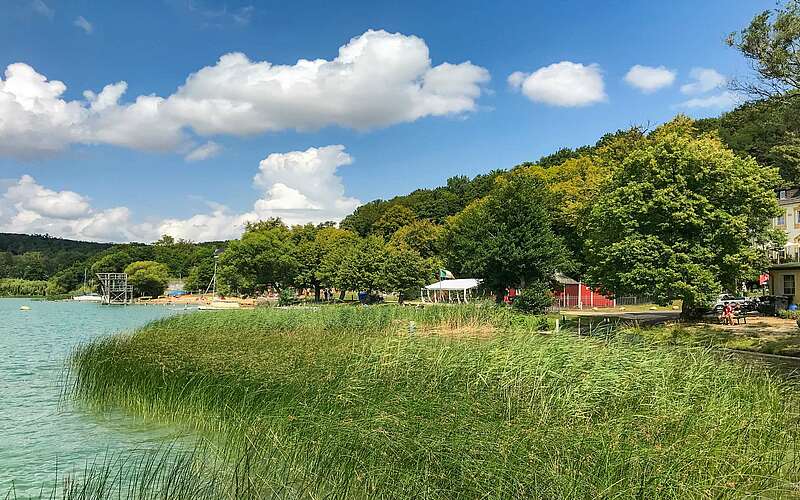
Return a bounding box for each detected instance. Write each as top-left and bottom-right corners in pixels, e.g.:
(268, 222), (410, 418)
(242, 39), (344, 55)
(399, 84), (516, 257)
(0, 233), (111, 281)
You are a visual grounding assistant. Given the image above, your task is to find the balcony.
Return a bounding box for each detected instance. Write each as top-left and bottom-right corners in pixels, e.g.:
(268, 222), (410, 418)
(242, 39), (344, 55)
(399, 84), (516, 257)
(769, 247), (800, 265)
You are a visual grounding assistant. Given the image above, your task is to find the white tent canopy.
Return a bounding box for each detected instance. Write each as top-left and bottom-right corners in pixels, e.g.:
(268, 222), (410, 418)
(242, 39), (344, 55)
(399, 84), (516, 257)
(424, 279), (482, 291)
(422, 279), (482, 303)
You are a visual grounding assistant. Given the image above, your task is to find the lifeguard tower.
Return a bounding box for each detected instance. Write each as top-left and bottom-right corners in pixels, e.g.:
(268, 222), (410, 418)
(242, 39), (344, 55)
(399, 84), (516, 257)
(96, 273), (133, 305)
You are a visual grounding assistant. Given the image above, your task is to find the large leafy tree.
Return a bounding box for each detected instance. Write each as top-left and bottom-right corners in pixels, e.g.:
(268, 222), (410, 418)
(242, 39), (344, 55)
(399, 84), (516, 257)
(727, 0), (800, 99)
(290, 224), (326, 301)
(381, 245), (437, 303)
(316, 228), (360, 299)
(218, 221), (298, 295)
(584, 117), (783, 314)
(335, 236), (387, 294)
(124, 261), (171, 297)
(443, 171), (571, 302)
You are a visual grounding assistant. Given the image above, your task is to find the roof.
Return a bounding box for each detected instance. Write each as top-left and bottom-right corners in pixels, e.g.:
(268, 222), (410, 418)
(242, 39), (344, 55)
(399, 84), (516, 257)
(424, 278), (482, 291)
(777, 187), (800, 206)
(554, 273), (579, 285)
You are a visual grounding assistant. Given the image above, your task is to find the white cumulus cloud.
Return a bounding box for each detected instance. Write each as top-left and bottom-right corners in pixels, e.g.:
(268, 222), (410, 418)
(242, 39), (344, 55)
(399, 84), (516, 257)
(624, 65), (675, 93)
(0, 176), (142, 242)
(508, 61), (606, 107)
(5, 175), (91, 219)
(251, 145), (360, 222)
(0, 146), (362, 242)
(680, 68), (726, 95)
(0, 30), (489, 159)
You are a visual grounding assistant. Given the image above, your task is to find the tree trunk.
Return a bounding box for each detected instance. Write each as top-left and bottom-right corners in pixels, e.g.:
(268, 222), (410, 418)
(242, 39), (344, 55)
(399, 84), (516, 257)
(495, 288), (505, 304)
(314, 283), (321, 302)
(680, 299), (698, 320)
(398, 291), (404, 305)
(339, 289), (346, 301)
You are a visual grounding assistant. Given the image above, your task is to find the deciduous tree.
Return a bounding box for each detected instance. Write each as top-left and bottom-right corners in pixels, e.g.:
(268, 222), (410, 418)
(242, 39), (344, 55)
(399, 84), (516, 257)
(443, 171), (571, 302)
(727, 1), (800, 99)
(584, 117), (783, 315)
(124, 261), (170, 297)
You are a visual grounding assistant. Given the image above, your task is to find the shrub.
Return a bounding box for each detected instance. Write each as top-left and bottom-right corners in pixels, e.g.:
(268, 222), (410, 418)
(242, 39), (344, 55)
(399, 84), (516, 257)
(278, 287), (296, 306)
(512, 281), (553, 314)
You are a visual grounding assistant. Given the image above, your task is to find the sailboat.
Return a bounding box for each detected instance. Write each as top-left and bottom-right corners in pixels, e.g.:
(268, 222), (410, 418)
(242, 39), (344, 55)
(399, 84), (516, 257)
(73, 268), (102, 302)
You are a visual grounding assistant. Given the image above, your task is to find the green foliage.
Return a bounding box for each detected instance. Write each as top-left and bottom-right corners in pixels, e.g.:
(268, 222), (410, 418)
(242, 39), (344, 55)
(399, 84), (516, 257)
(335, 236), (387, 292)
(278, 287), (296, 306)
(381, 245), (436, 298)
(184, 252), (215, 292)
(443, 171), (571, 300)
(706, 96), (800, 182)
(511, 281), (554, 314)
(218, 222), (297, 295)
(316, 227), (360, 293)
(585, 117), (783, 312)
(124, 261), (171, 297)
(340, 171), (503, 236)
(727, 0), (800, 99)
(0, 233), (111, 281)
(389, 219), (443, 258)
(0, 278), (48, 296)
(372, 204), (417, 238)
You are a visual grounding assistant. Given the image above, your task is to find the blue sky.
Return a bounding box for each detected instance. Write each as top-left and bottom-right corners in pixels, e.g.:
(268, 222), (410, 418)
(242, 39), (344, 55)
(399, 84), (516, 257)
(0, 0), (773, 242)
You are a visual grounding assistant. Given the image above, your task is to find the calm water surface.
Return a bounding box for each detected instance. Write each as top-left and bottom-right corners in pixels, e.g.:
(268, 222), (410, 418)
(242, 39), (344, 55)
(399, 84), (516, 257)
(0, 298), (192, 494)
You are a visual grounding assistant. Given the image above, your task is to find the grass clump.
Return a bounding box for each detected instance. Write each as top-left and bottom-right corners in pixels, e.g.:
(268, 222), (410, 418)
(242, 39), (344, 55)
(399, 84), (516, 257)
(67, 305), (800, 498)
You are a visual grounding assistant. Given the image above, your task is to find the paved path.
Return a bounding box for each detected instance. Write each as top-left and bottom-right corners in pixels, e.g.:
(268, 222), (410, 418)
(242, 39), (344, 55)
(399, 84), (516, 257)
(561, 310), (681, 326)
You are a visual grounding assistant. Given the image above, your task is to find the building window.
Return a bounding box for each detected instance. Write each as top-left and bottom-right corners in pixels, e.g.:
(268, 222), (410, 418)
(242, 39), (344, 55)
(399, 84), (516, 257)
(795, 211), (800, 224)
(780, 190), (787, 199)
(777, 213), (786, 225)
(784, 275), (795, 297)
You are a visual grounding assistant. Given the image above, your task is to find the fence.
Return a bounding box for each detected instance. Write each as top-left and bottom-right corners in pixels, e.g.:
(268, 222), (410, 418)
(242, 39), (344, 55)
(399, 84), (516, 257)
(549, 294), (651, 311)
(614, 295), (652, 306)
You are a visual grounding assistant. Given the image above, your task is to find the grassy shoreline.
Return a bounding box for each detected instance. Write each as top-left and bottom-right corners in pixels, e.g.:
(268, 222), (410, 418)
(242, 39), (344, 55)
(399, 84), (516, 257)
(64, 305), (800, 498)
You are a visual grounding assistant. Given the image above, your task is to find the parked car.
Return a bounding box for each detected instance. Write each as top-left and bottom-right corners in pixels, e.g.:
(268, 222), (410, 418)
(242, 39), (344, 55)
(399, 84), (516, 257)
(755, 295), (790, 316)
(711, 294), (755, 313)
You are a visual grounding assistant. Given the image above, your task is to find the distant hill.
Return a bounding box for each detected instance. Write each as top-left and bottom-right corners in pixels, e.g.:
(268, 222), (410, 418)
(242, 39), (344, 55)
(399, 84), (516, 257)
(0, 233), (112, 256)
(0, 233), (113, 282)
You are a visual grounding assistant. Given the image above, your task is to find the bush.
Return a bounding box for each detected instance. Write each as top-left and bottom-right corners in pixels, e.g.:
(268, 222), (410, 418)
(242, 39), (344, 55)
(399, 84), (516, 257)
(512, 281), (553, 314)
(778, 309), (800, 320)
(278, 288), (296, 307)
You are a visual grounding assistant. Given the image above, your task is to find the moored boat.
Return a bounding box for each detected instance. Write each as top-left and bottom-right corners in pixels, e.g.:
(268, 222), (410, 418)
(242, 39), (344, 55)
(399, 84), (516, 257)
(73, 293), (103, 302)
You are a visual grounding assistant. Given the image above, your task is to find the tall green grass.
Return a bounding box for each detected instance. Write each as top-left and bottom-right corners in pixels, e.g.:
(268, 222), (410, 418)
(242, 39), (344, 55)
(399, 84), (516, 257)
(65, 305), (800, 498)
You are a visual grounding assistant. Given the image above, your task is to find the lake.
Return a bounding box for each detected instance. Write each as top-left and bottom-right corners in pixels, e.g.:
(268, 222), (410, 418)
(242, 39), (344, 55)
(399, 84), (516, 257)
(0, 298), (191, 495)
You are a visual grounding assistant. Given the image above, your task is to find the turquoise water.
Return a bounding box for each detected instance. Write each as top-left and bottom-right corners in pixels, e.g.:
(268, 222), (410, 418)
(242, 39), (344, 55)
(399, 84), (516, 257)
(0, 298), (191, 494)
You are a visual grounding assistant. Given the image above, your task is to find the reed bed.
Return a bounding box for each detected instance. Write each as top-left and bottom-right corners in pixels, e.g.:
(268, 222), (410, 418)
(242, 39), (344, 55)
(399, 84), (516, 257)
(63, 305), (800, 499)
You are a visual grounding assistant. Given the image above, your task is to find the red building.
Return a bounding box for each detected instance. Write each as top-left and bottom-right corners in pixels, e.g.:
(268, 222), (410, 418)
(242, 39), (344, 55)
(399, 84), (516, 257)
(552, 274), (616, 309)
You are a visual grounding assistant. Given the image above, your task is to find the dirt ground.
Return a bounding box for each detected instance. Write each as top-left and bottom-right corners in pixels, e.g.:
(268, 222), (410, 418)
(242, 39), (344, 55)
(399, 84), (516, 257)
(685, 316), (800, 357)
(144, 294), (261, 307)
(706, 315), (799, 336)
